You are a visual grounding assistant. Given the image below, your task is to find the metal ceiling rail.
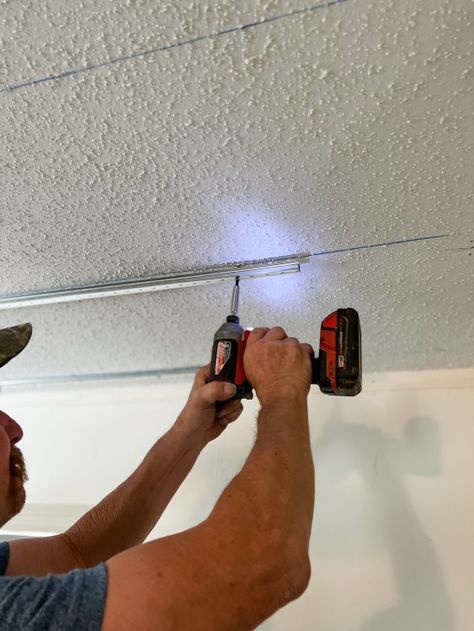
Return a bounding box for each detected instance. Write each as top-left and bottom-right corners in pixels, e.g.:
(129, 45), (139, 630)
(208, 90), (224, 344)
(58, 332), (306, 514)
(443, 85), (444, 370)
(0, 366), (202, 389)
(0, 253), (310, 310)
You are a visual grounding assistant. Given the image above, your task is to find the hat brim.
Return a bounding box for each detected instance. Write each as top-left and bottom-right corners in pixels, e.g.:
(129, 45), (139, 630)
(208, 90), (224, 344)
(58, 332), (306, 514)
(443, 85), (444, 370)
(0, 323), (33, 368)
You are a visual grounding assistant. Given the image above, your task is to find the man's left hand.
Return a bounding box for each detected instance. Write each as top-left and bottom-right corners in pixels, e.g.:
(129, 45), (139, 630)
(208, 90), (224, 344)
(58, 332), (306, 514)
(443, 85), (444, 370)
(176, 364), (244, 443)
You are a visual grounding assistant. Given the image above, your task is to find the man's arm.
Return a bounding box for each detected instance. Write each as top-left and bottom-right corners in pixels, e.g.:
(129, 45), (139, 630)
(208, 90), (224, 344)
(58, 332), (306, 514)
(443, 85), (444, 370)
(103, 394), (313, 630)
(6, 370), (242, 577)
(102, 328), (315, 630)
(6, 422), (205, 576)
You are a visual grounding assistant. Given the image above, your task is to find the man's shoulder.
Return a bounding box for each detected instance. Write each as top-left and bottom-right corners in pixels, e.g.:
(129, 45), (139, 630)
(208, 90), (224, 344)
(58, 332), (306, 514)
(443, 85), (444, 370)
(0, 560), (107, 631)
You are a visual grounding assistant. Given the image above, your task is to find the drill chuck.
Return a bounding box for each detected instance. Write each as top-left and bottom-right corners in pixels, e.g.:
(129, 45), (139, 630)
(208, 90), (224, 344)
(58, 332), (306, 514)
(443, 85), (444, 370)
(230, 276), (240, 317)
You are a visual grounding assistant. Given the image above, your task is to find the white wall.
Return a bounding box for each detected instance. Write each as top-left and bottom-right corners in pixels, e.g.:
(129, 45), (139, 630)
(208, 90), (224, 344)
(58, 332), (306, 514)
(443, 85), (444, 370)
(1, 368), (473, 631)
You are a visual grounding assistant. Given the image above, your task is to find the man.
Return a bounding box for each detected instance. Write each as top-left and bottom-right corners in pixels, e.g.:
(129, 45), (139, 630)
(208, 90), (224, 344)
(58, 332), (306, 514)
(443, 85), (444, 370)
(0, 322), (315, 630)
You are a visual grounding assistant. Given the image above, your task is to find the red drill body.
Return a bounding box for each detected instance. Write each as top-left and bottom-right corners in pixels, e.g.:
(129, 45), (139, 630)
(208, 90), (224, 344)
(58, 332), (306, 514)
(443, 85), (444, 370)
(209, 278), (362, 398)
(209, 277), (253, 400)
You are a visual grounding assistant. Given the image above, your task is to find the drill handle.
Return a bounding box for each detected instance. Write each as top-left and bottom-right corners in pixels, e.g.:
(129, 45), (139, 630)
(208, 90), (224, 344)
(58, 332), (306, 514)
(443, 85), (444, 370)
(311, 355), (320, 385)
(209, 331), (253, 400)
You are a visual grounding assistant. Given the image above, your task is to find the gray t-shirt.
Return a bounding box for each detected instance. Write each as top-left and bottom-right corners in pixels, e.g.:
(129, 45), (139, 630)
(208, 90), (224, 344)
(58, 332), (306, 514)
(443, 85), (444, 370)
(0, 541), (107, 630)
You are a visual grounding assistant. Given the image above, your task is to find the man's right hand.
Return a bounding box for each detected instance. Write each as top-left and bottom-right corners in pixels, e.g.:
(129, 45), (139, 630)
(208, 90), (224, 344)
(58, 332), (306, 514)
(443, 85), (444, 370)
(244, 327), (314, 405)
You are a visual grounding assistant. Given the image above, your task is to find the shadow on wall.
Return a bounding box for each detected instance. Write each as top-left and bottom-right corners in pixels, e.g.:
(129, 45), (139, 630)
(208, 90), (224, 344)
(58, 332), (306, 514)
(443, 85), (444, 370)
(313, 401), (456, 631)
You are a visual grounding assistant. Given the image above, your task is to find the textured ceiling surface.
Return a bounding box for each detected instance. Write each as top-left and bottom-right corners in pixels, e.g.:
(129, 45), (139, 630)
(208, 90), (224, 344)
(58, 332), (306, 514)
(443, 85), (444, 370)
(0, 0), (473, 381)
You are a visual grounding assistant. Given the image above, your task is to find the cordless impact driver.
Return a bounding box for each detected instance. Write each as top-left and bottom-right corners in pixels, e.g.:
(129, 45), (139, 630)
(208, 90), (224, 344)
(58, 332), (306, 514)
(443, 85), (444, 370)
(209, 277), (362, 398)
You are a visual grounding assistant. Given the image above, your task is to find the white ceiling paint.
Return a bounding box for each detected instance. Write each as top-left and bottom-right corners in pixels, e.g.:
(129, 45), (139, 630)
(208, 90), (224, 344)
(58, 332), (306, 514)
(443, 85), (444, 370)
(0, 0), (472, 379)
(1, 1), (315, 88)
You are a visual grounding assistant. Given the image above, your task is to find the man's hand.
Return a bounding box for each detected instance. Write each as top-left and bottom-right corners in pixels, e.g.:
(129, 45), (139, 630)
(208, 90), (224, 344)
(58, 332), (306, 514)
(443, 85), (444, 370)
(244, 327), (314, 405)
(176, 364), (244, 443)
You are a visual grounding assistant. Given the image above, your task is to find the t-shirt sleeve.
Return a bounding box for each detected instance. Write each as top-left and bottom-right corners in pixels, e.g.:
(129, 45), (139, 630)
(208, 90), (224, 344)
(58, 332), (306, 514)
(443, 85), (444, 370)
(0, 542), (9, 576)
(0, 542), (107, 631)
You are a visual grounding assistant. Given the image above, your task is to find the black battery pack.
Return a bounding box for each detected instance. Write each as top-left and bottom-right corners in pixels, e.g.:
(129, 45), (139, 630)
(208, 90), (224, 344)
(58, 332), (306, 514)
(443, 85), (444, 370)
(315, 308), (362, 396)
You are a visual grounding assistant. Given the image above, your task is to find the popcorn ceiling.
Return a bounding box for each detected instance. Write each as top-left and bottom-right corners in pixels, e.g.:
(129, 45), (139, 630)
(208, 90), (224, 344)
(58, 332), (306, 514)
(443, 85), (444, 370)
(0, 0), (472, 378)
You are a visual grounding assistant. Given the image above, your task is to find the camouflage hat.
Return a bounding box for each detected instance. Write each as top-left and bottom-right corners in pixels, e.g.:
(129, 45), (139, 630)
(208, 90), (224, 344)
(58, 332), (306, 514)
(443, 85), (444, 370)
(0, 323), (32, 368)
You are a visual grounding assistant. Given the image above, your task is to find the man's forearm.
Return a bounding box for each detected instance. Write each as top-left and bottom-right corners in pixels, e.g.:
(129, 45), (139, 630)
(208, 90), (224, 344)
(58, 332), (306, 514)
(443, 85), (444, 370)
(65, 419), (207, 567)
(211, 388), (314, 540)
(207, 391), (315, 615)
(102, 389), (315, 631)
